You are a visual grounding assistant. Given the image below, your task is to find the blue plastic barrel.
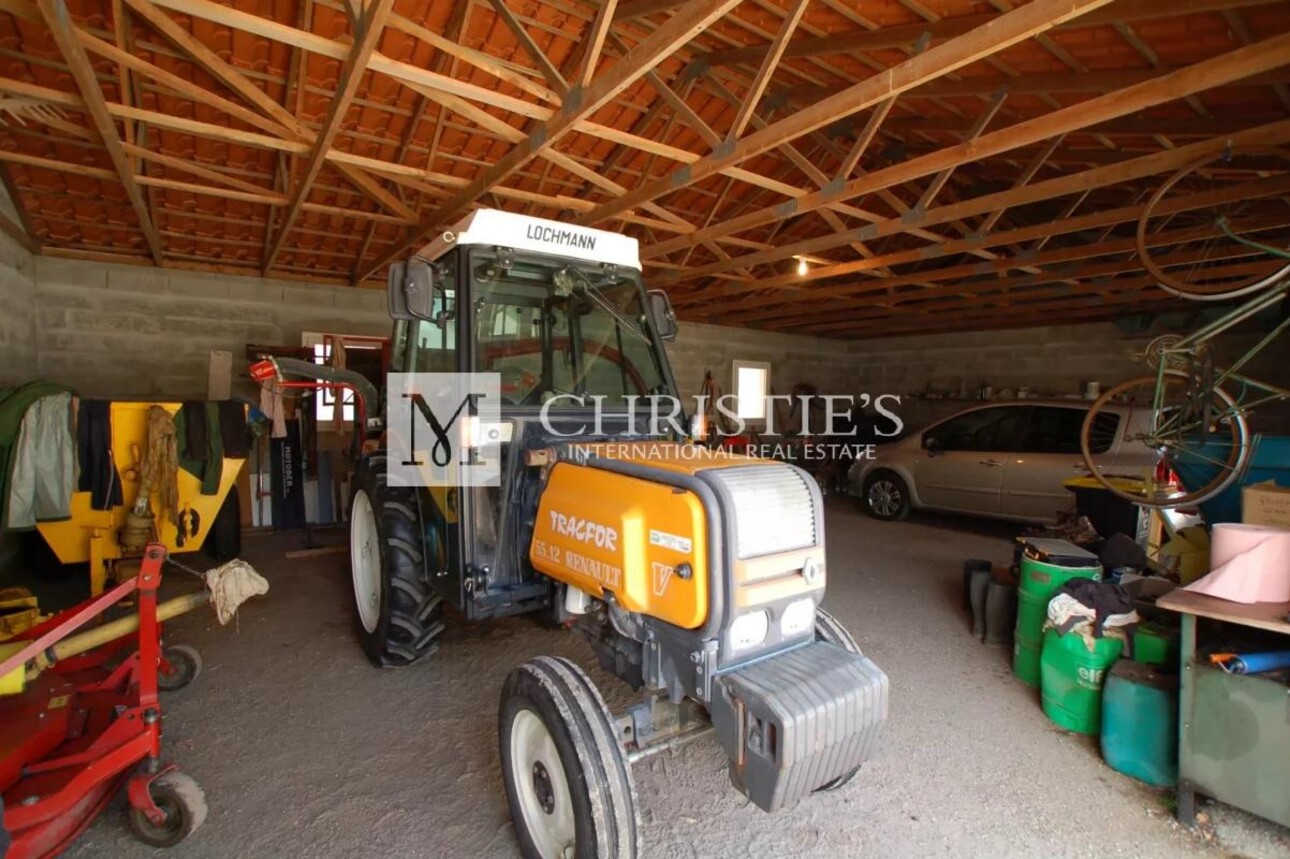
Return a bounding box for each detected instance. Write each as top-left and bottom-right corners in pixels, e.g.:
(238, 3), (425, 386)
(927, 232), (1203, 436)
(1100, 660), (1178, 787)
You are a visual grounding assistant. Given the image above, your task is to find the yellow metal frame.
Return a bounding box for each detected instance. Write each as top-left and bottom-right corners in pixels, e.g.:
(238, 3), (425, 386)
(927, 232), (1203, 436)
(37, 402), (246, 594)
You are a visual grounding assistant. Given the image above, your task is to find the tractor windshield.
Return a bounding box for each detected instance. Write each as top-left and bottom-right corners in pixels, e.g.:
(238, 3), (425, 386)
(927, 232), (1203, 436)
(467, 248), (672, 407)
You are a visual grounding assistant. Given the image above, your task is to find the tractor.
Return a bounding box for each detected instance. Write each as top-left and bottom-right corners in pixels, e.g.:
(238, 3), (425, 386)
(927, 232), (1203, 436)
(272, 209), (888, 858)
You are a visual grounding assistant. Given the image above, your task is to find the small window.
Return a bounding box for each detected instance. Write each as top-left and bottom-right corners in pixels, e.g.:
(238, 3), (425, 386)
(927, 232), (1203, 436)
(1085, 412), (1121, 455)
(302, 333), (385, 424)
(1020, 407), (1121, 455)
(732, 360), (770, 422)
(927, 406), (1027, 452)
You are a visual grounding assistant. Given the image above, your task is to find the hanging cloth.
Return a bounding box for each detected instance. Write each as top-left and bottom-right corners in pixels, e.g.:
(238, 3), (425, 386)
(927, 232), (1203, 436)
(4, 392), (75, 530)
(140, 405), (180, 526)
(76, 399), (123, 511)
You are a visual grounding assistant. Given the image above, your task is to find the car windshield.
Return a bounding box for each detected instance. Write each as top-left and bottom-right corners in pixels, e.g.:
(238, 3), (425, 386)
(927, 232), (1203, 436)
(468, 248), (671, 407)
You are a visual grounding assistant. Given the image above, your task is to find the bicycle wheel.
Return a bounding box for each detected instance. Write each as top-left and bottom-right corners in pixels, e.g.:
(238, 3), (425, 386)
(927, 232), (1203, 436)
(1080, 371), (1250, 508)
(1137, 148), (1290, 301)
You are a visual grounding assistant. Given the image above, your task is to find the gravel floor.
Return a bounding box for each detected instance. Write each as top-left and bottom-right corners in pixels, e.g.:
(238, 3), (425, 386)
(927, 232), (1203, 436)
(58, 500), (1290, 858)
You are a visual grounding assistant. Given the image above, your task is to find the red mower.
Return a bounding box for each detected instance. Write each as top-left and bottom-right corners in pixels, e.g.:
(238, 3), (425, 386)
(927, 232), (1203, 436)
(1, 543), (218, 857)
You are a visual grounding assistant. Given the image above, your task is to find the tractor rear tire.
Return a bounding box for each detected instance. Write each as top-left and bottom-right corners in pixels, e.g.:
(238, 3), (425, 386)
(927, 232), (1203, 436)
(349, 453), (445, 668)
(500, 657), (639, 859)
(814, 607), (863, 793)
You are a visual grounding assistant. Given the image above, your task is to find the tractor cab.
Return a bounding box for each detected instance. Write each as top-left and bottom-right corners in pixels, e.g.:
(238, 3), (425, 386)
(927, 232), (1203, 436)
(383, 210), (684, 624)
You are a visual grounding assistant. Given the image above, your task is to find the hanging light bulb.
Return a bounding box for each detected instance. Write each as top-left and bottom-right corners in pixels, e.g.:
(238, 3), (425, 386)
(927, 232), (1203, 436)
(796, 257), (809, 276)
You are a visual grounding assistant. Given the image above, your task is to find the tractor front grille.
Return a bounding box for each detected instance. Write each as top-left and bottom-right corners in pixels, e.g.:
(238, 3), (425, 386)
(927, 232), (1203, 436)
(708, 464), (817, 559)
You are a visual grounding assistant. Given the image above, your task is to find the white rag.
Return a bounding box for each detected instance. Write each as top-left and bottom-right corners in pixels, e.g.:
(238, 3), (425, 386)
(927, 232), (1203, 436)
(204, 559), (269, 625)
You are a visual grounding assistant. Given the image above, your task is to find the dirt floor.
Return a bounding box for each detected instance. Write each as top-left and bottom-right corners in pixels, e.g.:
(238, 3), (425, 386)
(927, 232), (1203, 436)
(54, 501), (1290, 858)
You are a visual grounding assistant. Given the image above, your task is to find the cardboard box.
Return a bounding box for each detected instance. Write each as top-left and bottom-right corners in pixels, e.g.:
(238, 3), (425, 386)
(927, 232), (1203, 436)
(1242, 481), (1290, 529)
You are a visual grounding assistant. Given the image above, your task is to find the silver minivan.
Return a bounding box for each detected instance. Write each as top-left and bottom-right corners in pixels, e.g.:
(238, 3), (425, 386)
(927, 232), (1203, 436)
(847, 401), (1156, 523)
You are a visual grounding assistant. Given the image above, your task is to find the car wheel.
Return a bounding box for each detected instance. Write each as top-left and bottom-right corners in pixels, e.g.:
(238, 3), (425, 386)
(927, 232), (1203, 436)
(862, 471), (910, 521)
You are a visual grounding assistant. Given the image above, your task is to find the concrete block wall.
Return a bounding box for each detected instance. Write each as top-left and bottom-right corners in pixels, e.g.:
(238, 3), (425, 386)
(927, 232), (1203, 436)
(33, 258), (392, 399)
(842, 319), (1290, 433)
(844, 323), (1150, 399)
(0, 230), (35, 386)
(666, 319), (854, 403)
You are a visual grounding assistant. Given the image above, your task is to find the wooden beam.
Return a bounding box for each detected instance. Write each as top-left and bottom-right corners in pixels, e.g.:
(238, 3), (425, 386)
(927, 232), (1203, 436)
(783, 67), (1290, 105)
(873, 114), (1282, 138)
(0, 208), (37, 253)
(671, 147), (1290, 312)
(977, 133), (1063, 234)
(701, 0), (1278, 68)
(0, 164), (40, 251)
(487, 0), (569, 97)
(726, 0), (810, 141)
(798, 259), (1273, 335)
(916, 87), (1005, 209)
(740, 220), (1287, 328)
(122, 0), (306, 135)
(577, 0), (618, 90)
(614, 0), (679, 20)
(356, 0), (742, 283)
(146, 0), (548, 119)
(264, 0), (394, 273)
(582, 0), (1115, 228)
(387, 7), (559, 105)
(647, 32), (1290, 269)
(36, 0), (163, 262)
(75, 29), (296, 139)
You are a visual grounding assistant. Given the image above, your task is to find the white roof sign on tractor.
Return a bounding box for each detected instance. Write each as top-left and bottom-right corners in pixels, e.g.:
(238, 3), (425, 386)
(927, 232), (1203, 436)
(416, 209), (642, 270)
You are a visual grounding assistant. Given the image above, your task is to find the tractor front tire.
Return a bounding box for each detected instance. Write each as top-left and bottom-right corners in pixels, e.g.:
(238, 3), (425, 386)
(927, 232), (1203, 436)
(349, 453), (444, 668)
(814, 607), (864, 793)
(500, 657), (639, 859)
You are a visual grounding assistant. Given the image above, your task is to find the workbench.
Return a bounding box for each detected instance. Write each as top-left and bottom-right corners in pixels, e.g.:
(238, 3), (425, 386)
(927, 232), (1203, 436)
(1157, 589), (1290, 830)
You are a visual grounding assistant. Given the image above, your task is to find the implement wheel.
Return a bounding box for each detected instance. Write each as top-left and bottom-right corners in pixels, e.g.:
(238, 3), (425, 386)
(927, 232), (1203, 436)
(349, 453), (445, 667)
(500, 657), (639, 859)
(814, 607), (863, 793)
(158, 644), (203, 692)
(128, 771), (208, 848)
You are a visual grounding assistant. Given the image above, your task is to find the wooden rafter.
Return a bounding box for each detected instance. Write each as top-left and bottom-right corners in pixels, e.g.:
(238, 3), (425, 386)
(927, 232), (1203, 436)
(263, 0), (395, 273)
(647, 31), (1290, 272)
(725, 0), (809, 141)
(698, 0), (1277, 69)
(577, 0), (618, 90)
(355, 0), (743, 282)
(581, 0), (1116, 229)
(671, 132), (1290, 314)
(488, 0), (569, 97)
(36, 0), (163, 262)
(0, 0), (1282, 336)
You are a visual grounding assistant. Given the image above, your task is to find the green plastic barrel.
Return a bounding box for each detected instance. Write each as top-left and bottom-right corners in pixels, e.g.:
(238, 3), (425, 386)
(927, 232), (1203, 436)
(1012, 539), (1101, 687)
(1101, 660), (1178, 786)
(1133, 621), (1180, 668)
(1040, 627), (1123, 734)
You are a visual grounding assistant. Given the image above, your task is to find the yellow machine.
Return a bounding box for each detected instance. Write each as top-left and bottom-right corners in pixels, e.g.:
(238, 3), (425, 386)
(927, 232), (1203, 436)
(37, 402), (245, 595)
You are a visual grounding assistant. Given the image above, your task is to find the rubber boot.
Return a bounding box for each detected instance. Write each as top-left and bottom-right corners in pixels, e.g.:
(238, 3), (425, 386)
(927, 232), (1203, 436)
(985, 582), (1017, 645)
(963, 559), (992, 610)
(970, 569), (991, 640)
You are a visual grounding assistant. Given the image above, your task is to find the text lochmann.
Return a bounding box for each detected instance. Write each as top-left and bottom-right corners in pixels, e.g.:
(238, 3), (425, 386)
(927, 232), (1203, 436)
(526, 224), (597, 251)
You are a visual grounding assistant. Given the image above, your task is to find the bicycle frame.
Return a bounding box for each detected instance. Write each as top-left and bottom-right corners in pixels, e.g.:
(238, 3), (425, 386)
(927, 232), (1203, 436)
(1153, 275), (1290, 424)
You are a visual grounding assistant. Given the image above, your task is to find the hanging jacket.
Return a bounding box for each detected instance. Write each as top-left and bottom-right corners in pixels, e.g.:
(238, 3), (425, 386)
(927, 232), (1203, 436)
(4, 391), (75, 531)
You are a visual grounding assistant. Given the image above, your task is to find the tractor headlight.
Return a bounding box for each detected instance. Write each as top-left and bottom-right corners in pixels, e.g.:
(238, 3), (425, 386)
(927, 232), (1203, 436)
(729, 611), (770, 652)
(780, 598), (816, 638)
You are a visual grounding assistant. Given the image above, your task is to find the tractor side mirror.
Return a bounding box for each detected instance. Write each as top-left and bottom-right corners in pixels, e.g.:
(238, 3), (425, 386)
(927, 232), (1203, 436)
(387, 258), (436, 321)
(647, 289), (678, 341)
